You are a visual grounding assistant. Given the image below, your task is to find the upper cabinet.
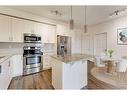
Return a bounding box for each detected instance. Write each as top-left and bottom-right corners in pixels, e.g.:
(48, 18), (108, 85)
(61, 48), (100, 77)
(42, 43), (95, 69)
(42, 24), (56, 43)
(57, 24), (71, 36)
(0, 15), (11, 42)
(34, 23), (56, 43)
(0, 14), (56, 43)
(11, 18), (25, 42)
(24, 20), (36, 34)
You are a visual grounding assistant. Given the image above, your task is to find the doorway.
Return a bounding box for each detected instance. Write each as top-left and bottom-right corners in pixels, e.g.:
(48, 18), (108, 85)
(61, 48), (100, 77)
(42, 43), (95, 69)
(94, 32), (107, 56)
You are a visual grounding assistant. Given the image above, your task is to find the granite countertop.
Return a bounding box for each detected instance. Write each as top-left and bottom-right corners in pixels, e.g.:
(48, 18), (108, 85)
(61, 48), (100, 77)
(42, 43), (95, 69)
(0, 53), (23, 64)
(51, 54), (93, 63)
(0, 55), (12, 64)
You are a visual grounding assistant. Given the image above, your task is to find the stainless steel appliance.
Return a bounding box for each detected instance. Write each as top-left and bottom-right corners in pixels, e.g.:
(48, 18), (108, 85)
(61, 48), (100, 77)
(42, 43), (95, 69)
(57, 35), (71, 56)
(23, 46), (43, 75)
(24, 33), (41, 43)
(23, 33), (43, 75)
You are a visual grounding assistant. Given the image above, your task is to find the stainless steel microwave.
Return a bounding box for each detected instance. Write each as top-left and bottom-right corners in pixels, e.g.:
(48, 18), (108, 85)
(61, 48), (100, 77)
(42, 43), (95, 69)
(24, 33), (41, 43)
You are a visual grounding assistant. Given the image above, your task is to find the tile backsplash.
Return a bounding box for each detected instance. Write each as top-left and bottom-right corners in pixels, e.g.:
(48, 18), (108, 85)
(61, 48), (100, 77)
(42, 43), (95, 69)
(0, 42), (57, 54)
(42, 43), (57, 53)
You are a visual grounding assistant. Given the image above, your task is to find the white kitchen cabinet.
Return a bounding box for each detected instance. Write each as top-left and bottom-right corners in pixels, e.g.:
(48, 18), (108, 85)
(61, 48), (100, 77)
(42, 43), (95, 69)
(0, 58), (12, 89)
(63, 60), (87, 89)
(0, 15), (11, 42)
(11, 18), (25, 42)
(43, 53), (52, 69)
(57, 24), (67, 36)
(51, 57), (87, 89)
(12, 55), (23, 77)
(43, 55), (51, 69)
(24, 20), (36, 34)
(42, 24), (56, 43)
(48, 25), (56, 43)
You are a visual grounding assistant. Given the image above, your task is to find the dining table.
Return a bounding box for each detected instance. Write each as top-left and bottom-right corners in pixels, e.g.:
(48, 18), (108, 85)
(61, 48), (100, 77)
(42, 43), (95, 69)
(100, 57), (122, 74)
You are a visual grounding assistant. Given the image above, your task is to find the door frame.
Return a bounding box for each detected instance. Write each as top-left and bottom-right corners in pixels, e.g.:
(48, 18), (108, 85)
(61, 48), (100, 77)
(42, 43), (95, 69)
(93, 32), (107, 56)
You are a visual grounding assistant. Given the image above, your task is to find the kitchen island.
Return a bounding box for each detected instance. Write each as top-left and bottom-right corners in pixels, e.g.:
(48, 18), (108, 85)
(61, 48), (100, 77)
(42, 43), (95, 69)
(50, 54), (93, 89)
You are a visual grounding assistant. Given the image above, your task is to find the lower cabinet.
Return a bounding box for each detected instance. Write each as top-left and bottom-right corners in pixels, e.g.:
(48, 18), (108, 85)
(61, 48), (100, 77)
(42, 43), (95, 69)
(11, 55), (23, 77)
(0, 58), (12, 89)
(43, 54), (52, 69)
(43, 52), (56, 70)
(0, 54), (23, 89)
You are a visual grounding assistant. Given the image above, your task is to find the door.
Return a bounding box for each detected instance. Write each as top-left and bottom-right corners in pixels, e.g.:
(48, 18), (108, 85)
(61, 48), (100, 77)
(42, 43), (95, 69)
(94, 32), (107, 56)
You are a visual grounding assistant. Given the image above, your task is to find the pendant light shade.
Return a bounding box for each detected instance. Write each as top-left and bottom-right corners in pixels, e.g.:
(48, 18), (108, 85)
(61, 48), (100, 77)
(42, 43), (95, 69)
(84, 6), (87, 33)
(84, 24), (87, 33)
(70, 6), (74, 30)
(70, 19), (74, 30)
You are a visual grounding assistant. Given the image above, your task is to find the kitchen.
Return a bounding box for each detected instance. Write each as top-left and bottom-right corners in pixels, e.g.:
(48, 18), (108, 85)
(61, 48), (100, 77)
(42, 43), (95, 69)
(1, 6), (127, 90)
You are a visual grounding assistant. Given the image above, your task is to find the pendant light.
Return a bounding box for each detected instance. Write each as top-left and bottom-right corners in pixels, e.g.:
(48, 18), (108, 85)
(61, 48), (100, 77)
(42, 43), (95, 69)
(84, 6), (87, 33)
(70, 6), (74, 30)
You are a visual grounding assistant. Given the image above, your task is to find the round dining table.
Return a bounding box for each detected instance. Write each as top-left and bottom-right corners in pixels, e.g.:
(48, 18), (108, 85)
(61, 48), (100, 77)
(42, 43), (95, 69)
(100, 57), (122, 74)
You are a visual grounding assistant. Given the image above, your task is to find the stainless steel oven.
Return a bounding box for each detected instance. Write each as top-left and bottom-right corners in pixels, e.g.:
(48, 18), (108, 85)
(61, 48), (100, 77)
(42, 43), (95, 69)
(24, 33), (41, 43)
(23, 46), (43, 75)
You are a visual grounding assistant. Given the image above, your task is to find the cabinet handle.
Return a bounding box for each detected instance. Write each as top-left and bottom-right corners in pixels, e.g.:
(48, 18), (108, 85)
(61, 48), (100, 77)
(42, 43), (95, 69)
(0, 65), (1, 74)
(8, 61), (10, 67)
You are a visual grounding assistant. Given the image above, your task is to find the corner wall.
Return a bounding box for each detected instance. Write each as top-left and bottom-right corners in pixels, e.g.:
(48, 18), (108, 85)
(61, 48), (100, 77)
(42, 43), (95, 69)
(88, 15), (127, 58)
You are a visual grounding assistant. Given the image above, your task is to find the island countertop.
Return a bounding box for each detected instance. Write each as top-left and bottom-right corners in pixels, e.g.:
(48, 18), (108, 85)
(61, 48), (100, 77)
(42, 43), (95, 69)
(51, 54), (93, 63)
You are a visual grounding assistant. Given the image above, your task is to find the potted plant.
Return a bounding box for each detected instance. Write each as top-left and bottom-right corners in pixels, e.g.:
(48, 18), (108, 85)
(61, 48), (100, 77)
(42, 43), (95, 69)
(108, 49), (114, 58)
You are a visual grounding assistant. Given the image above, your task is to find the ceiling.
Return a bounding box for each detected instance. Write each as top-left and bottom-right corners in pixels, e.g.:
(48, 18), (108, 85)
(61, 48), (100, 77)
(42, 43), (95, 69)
(7, 6), (127, 27)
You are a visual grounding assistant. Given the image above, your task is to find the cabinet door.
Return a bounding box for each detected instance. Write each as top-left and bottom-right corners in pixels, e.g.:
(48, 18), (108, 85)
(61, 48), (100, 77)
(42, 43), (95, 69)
(57, 24), (67, 36)
(48, 25), (56, 43)
(43, 55), (51, 69)
(42, 24), (50, 43)
(34, 23), (44, 43)
(24, 20), (35, 34)
(0, 59), (12, 89)
(11, 18), (24, 42)
(0, 15), (11, 42)
(12, 55), (23, 77)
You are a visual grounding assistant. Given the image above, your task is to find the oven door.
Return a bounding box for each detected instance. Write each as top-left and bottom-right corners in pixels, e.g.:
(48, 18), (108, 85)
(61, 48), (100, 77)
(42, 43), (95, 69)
(23, 55), (42, 69)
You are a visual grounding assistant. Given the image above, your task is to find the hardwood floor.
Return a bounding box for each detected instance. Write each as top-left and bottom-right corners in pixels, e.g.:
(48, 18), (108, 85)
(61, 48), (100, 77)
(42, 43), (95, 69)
(8, 62), (125, 90)
(8, 69), (54, 89)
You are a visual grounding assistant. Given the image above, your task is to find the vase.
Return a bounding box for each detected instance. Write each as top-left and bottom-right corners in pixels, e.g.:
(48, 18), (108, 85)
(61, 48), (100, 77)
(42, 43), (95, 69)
(109, 53), (112, 58)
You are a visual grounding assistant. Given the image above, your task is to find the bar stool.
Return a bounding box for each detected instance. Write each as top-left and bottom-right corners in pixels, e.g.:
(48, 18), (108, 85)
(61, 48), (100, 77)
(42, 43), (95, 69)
(116, 59), (127, 82)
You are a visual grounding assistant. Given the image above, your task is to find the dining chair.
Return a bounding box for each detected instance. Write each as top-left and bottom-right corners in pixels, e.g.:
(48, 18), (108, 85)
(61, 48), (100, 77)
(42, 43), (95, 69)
(116, 59), (127, 82)
(94, 56), (106, 73)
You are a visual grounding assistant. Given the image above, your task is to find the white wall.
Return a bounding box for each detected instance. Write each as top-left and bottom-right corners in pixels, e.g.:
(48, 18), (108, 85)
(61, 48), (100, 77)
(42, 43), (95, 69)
(88, 15), (127, 58)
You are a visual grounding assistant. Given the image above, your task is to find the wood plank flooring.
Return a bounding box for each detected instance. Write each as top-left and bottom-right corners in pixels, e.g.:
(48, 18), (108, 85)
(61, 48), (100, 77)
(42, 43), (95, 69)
(8, 69), (54, 89)
(8, 62), (126, 89)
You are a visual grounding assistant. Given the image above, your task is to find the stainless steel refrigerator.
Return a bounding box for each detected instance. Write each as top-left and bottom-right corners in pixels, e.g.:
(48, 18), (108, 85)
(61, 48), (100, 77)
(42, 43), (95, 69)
(57, 35), (71, 56)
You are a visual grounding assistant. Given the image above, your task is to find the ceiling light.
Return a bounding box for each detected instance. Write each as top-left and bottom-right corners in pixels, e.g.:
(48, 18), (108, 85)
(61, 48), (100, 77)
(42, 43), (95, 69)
(109, 8), (127, 18)
(51, 10), (62, 16)
(84, 6), (87, 33)
(69, 6), (74, 30)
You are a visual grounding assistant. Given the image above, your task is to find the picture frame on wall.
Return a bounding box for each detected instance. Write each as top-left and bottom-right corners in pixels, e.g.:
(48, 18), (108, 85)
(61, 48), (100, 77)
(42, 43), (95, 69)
(117, 28), (127, 45)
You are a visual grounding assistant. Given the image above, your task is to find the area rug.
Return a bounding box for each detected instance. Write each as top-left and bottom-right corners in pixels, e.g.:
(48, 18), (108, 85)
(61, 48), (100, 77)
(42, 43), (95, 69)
(91, 67), (127, 88)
